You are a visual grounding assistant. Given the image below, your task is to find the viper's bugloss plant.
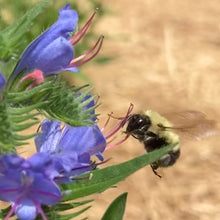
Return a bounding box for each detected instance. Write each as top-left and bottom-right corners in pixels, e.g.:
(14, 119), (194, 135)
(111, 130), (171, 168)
(0, 1), (176, 220)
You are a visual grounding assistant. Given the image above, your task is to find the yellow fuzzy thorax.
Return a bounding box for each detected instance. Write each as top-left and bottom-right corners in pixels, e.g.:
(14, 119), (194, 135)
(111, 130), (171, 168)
(145, 110), (180, 151)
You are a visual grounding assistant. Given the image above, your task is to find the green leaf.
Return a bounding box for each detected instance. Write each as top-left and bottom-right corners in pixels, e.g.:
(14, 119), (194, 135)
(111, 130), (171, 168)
(62, 144), (176, 200)
(57, 206), (91, 220)
(7, 81), (54, 101)
(0, 205), (11, 219)
(38, 200), (93, 220)
(0, 78), (96, 154)
(7, 77), (97, 126)
(0, 98), (41, 153)
(53, 199), (93, 211)
(39, 81), (97, 126)
(101, 193), (127, 220)
(0, 0), (52, 62)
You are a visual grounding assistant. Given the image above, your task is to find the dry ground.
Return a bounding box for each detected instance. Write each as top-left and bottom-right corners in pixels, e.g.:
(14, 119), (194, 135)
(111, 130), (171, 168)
(2, 0), (220, 220)
(79, 0), (220, 220)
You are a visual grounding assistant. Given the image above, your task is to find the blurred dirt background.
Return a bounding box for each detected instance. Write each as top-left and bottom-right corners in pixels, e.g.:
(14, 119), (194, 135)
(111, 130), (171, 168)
(2, 0), (220, 219)
(79, 0), (220, 220)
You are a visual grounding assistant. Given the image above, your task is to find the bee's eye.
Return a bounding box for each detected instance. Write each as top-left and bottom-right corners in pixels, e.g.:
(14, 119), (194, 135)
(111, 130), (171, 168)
(126, 114), (151, 133)
(137, 115), (151, 128)
(137, 118), (146, 126)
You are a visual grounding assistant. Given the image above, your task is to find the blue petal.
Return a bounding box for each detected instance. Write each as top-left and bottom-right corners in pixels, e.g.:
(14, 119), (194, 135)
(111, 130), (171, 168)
(95, 152), (104, 161)
(59, 125), (106, 158)
(52, 151), (79, 173)
(0, 72), (6, 92)
(32, 37), (74, 75)
(11, 4), (78, 80)
(0, 176), (21, 202)
(0, 156), (23, 202)
(63, 66), (79, 72)
(31, 173), (62, 205)
(27, 153), (52, 172)
(78, 153), (90, 164)
(54, 153), (92, 183)
(0, 154), (24, 168)
(15, 199), (37, 220)
(35, 120), (62, 153)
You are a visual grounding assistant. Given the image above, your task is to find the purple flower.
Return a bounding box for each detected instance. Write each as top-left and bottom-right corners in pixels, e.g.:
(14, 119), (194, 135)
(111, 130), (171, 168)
(34, 104), (134, 182)
(9, 3), (104, 84)
(35, 119), (106, 182)
(0, 71), (6, 92)
(0, 154), (62, 220)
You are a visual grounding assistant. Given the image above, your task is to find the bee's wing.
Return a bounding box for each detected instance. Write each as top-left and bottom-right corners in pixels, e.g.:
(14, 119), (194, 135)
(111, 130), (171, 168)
(164, 110), (218, 141)
(165, 110), (207, 127)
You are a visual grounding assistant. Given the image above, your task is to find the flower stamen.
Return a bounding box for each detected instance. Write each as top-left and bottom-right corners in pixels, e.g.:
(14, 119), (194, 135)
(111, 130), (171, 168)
(101, 112), (113, 132)
(69, 35), (104, 67)
(105, 134), (130, 151)
(104, 103), (134, 139)
(70, 11), (97, 46)
(4, 196), (22, 220)
(31, 198), (48, 220)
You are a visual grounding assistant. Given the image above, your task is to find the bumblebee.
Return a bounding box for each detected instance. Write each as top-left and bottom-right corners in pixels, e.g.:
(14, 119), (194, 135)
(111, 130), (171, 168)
(126, 110), (216, 178)
(126, 110), (180, 177)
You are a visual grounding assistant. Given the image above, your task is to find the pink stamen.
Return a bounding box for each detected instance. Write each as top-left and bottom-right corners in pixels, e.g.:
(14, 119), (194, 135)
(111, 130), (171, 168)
(105, 134), (130, 151)
(101, 112), (113, 132)
(4, 204), (17, 220)
(4, 196), (23, 220)
(37, 206), (48, 220)
(106, 135), (117, 144)
(104, 103), (134, 139)
(31, 198), (48, 220)
(69, 35), (104, 67)
(120, 103), (134, 127)
(70, 11), (97, 46)
(109, 104), (134, 123)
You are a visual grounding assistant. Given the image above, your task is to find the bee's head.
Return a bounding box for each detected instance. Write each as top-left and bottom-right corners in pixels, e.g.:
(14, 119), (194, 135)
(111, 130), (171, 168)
(126, 114), (151, 134)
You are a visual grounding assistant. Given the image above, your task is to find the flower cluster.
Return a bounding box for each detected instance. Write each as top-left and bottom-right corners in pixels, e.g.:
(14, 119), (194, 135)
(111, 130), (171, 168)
(0, 110), (131, 219)
(0, 3), (131, 220)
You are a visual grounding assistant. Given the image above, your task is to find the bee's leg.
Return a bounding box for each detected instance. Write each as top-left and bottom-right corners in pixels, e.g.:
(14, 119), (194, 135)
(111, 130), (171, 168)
(130, 129), (145, 140)
(150, 164), (162, 178)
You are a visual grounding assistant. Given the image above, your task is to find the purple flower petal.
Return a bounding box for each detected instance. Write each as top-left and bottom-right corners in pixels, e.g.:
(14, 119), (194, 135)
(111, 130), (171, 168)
(30, 173), (62, 205)
(11, 3), (78, 80)
(35, 120), (62, 153)
(15, 199), (37, 220)
(0, 72), (6, 92)
(59, 125), (106, 158)
(33, 37), (74, 75)
(63, 66), (79, 72)
(0, 154), (62, 219)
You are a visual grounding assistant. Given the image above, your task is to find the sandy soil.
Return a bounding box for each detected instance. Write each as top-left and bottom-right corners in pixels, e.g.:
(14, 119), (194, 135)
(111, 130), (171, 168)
(78, 0), (220, 220)
(1, 1), (220, 220)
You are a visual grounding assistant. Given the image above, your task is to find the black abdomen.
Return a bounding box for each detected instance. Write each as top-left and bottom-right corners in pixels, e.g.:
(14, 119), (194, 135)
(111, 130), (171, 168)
(143, 131), (167, 152)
